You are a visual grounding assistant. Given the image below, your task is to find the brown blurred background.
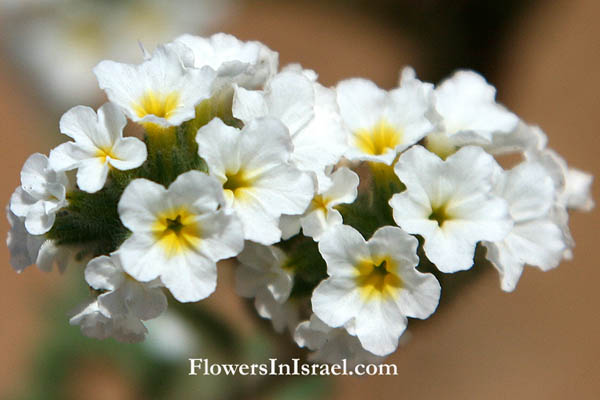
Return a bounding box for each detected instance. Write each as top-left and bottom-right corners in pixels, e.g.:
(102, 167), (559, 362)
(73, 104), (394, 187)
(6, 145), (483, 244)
(1, 0), (598, 399)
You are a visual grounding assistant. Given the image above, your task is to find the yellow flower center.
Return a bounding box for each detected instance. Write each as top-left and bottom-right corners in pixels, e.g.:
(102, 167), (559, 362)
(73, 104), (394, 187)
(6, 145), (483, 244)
(309, 195), (331, 215)
(355, 257), (403, 300)
(152, 207), (201, 258)
(95, 147), (118, 164)
(223, 169), (255, 203)
(428, 203), (452, 227)
(354, 119), (403, 156)
(134, 91), (180, 119)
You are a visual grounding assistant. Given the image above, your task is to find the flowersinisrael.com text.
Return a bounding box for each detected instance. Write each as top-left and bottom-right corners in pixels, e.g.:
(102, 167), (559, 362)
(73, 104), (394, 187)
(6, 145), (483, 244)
(189, 358), (398, 376)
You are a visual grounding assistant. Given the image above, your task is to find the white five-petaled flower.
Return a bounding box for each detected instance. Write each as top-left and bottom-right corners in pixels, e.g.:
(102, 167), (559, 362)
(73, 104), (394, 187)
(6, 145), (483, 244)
(336, 67), (434, 165)
(196, 117), (314, 245)
(85, 253), (167, 323)
(525, 142), (595, 213)
(174, 32), (278, 91)
(483, 162), (566, 292)
(389, 145), (512, 273)
(255, 290), (300, 334)
(294, 314), (386, 367)
(235, 242), (299, 333)
(312, 225), (440, 357)
(233, 68), (349, 187)
(235, 242), (293, 304)
(49, 102), (147, 193)
(72, 252), (167, 343)
(425, 70), (519, 158)
(69, 300), (148, 343)
(280, 167), (359, 241)
(10, 153), (69, 235)
(116, 170), (244, 302)
(6, 208), (80, 273)
(483, 120), (546, 156)
(94, 42), (216, 132)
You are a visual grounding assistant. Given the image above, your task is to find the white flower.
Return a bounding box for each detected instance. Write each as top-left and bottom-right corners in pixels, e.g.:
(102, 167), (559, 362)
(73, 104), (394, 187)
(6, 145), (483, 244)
(195, 117), (314, 245)
(425, 70), (519, 158)
(49, 102), (147, 193)
(483, 162), (566, 292)
(94, 42), (216, 132)
(10, 153), (69, 234)
(294, 314), (386, 367)
(235, 241), (300, 333)
(484, 121), (547, 156)
(312, 225), (440, 357)
(526, 146), (594, 212)
(254, 290), (300, 334)
(174, 32), (278, 91)
(6, 208), (81, 273)
(281, 167), (359, 241)
(524, 143), (594, 259)
(116, 170), (244, 302)
(85, 253), (167, 321)
(389, 145), (512, 273)
(563, 168), (594, 212)
(336, 68), (434, 165)
(69, 300), (147, 343)
(233, 69), (348, 187)
(235, 242), (293, 304)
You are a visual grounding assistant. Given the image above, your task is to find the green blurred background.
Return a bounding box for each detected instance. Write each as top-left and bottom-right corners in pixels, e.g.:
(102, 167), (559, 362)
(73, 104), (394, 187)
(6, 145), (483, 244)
(0, 0), (599, 399)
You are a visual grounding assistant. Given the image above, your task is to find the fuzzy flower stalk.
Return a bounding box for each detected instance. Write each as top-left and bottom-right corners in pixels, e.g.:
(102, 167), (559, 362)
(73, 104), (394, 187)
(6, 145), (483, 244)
(6, 33), (593, 366)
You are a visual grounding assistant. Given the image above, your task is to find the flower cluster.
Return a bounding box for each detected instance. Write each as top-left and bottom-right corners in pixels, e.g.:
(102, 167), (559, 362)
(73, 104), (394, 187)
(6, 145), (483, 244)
(7, 33), (593, 365)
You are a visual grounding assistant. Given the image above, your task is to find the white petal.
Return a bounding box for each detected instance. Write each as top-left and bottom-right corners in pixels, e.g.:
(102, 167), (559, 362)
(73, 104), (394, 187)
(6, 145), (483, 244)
(394, 270), (441, 319)
(368, 226), (419, 268)
(250, 165), (314, 215)
(233, 195), (282, 245)
(265, 71), (314, 135)
(118, 178), (168, 233)
(355, 298), (407, 356)
(9, 187), (36, 219)
(232, 85), (268, 122)
(6, 209), (45, 272)
(24, 201), (55, 235)
(323, 167), (359, 206)
(564, 168), (594, 212)
(279, 214), (301, 240)
(69, 301), (114, 340)
(196, 118), (241, 180)
(85, 255), (125, 291)
(97, 102), (127, 145)
(301, 209), (343, 241)
(108, 137), (147, 171)
(76, 157), (109, 193)
(485, 219), (565, 292)
(194, 210), (244, 261)
(498, 162), (555, 221)
(124, 283), (167, 321)
(238, 118), (294, 171)
(336, 78), (385, 132)
(318, 225), (370, 278)
(236, 242), (292, 303)
(435, 70), (518, 141)
(312, 277), (361, 328)
(117, 233), (167, 282)
(167, 170), (224, 214)
(48, 142), (84, 171)
(59, 105), (99, 146)
(160, 252), (217, 302)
